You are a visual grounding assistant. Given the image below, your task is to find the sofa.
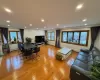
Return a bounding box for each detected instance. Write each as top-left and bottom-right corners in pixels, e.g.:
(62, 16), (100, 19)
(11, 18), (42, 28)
(70, 47), (100, 80)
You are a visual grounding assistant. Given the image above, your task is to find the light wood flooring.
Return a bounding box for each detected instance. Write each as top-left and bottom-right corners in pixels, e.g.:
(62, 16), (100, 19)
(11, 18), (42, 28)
(0, 45), (78, 80)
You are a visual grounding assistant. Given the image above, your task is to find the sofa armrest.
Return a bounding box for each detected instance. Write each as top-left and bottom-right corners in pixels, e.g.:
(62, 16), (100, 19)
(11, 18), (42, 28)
(80, 49), (90, 53)
(70, 65), (91, 80)
(72, 65), (90, 76)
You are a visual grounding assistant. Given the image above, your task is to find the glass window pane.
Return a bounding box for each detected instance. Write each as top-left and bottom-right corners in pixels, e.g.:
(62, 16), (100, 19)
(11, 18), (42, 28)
(73, 32), (79, 43)
(48, 32), (51, 40)
(51, 32), (54, 40)
(62, 32), (67, 42)
(68, 32), (73, 42)
(18, 32), (22, 42)
(80, 32), (87, 45)
(10, 32), (17, 41)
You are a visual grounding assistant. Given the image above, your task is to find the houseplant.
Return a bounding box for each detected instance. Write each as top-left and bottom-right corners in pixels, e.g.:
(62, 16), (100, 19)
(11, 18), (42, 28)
(14, 37), (16, 42)
(90, 62), (100, 80)
(56, 53), (63, 60)
(26, 37), (32, 43)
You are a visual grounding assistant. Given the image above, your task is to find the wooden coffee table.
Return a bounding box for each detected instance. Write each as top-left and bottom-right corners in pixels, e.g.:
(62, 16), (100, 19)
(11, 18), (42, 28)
(57, 47), (72, 60)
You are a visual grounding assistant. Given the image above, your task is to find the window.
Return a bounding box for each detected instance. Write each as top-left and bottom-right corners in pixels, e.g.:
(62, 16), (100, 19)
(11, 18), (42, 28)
(68, 32), (73, 42)
(73, 32), (80, 43)
(62, 32), (67, 42)
(48, 32), (51, 40)
(10, 32), (17, 41)
(80, 32), (88, 45)
(47, 32), (55, 40)
(62, 31), (89, 46)
(9, 31), (22, 43)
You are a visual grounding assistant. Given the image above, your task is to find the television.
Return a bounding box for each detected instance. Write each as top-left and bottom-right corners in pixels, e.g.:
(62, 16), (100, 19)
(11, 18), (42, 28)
(35, 36), (45, 43)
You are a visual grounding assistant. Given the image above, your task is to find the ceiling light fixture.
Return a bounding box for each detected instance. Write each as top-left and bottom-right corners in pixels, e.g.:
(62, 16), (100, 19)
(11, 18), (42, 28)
(30, 24), (32, 26)
(44, 27), (46, 28)
(41, 19), (44, 22)
(25, 26), (26, 28)
(82, 19), (87, 22)
(84, 24), (87, 26)
(37, 28), (38, 29)
(4, 8), (12, 13)
(52, 28), (53, 29)
(57, 24), (59, 26)
(76, 4), (83, 10)
(6, 20), (10, 23)
(8, 25), (10, 26)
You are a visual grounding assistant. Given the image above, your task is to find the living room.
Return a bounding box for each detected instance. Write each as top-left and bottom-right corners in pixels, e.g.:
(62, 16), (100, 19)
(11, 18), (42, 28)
(0, 0), (100, 80)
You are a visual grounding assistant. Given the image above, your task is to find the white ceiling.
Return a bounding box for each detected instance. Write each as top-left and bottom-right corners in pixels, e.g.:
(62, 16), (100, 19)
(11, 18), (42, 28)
(0, 0), (100, 30)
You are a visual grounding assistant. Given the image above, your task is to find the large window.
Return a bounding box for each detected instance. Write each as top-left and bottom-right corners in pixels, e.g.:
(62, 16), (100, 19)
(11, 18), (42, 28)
(62, 32), (67, 42)
(68, 32), (73, 42)
(47, 32), (55, 40)
(9, 31), (22, 43)
(73, 32), (80, 43)
(62, 31), (89, 46)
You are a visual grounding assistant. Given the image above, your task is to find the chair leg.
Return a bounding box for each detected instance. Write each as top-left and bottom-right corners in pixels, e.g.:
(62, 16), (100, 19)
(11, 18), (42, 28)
(36, 52), (40, 57)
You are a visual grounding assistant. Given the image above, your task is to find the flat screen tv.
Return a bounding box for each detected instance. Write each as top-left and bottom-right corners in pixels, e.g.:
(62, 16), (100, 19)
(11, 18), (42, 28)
(35, 36), (45, 43)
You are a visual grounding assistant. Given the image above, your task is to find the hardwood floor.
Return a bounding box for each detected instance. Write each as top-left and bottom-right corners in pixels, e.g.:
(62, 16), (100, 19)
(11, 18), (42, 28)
(0, 45), (78, 80)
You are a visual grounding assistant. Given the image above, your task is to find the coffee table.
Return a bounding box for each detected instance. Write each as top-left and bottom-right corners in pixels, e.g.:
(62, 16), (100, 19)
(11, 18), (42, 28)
(57, 47), (72, 60)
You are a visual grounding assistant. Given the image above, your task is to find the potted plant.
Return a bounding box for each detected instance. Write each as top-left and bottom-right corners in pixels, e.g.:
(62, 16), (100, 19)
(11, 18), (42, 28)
(26, 37), (32, 43)
(56, 53), (63, 60)
(90, 62), (100, 80)
(14, 37), (16, 42)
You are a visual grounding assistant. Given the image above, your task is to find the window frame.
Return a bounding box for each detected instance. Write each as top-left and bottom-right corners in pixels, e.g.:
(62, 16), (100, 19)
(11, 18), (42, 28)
(47, 32), (55, 41)
(9, 31), (20, 43)
(61, 30), (89, 46)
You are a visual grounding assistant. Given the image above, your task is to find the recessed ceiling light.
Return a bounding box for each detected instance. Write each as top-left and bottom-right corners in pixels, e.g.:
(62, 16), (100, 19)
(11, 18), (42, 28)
(37, 28), (38, 29)
(8, 25), (10, 26)
(4, 8), (12, 13)
(82, 19), (87, 22)
(25, 26), (26, 28)
(41, 19), (44, 22)
(84, 24), (87, 25)
(76, 4), (83, 10)
(52, 28), (53, 29)
(30, 24), (32, 26)
(44, 27), (46, 28)
(57, 24), (59, 26)
(6, 20), (10, 23)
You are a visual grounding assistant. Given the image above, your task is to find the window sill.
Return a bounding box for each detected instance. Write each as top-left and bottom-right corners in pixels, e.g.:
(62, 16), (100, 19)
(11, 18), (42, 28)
(48, 40), (55, 41)
(61, 41), (88, 46)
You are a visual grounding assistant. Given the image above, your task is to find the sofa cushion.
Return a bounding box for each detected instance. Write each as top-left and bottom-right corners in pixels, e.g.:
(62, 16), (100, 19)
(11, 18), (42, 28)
(79, 51), (89, 57)
(80, 49), (90, 53)
(77, 54), (88, 63)
(94, 56), (100, 64)
(88, 61), (93, 71)
(92, 50), (100, 58)
(73, 59), (88, 70)
(88, 54), (93, 62)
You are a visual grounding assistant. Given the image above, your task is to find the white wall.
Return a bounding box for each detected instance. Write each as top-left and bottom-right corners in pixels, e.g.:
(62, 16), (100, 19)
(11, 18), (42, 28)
(94, 29), (100, 50)
(24, 29), (45, 43)
(47, 28), (91, 52)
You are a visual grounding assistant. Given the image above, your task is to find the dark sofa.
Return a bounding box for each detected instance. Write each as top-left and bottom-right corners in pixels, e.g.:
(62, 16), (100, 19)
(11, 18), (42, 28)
(70, 47), (100, 80)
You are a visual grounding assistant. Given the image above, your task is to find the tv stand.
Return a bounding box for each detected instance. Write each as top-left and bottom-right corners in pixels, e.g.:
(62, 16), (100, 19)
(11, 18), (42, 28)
(36, 42), (45, 45)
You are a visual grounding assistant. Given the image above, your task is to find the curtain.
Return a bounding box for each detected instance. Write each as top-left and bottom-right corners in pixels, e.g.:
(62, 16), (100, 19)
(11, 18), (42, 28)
(55, 30), (60, 48)
(20, 29), (24, 43)
(0, 27), (8, 43)
(90, 26), (100, 50)
(45, 30), (47, 40)
(2, 28), (8, 43)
